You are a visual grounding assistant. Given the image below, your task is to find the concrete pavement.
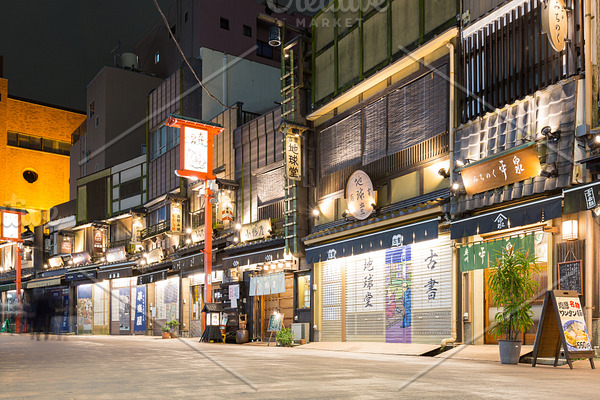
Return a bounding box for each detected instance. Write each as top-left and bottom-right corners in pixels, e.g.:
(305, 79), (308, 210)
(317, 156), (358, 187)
(0, 333), (598, 399)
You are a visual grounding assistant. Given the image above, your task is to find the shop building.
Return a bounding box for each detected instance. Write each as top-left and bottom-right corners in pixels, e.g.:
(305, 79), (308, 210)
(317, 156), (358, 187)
(305, 0), (460, 343)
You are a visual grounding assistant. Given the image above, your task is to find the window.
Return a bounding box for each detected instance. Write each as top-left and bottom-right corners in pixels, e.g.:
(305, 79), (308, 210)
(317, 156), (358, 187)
(95, 115), (99, 128)
(256, 40), (273, 59)
(154, 52), (160, 64)
(6, 131), (71, 156)
(150, 125), (180, 160)
(120, 179), (141, 198)
(88, 101), (95, 118)
(297, 273), (311, 309)
(220, 17), (229, 30)
(243, 25), (252, 37)
(148, 205), (169, 227)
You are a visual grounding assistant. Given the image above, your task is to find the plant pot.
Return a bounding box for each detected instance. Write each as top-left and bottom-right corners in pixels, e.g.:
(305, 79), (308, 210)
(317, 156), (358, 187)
(498, 339), (522, 364)
(300, 339), (306, 345)
(161, 332), (170, 339)
(236, 329), (249, 344)
(170, 332), (178, 338)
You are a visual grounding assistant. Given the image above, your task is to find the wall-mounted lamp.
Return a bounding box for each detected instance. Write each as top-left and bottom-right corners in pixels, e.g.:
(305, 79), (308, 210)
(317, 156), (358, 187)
(312, 209), (320, 220)
(539, 164), (558, 178)
(268, 25), (281, 47)
(233, 237), (239, 243)
(235, 223), (242, 230)
(455, 158), (474, 167)
(562, 219), (578, 241)
(438, 168), (450, 179)
(341, 210), (349, 218)
(541, 126), (561, 142)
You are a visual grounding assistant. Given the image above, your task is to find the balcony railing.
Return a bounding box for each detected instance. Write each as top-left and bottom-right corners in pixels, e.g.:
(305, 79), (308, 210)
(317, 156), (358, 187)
(140, 220), (171, 240)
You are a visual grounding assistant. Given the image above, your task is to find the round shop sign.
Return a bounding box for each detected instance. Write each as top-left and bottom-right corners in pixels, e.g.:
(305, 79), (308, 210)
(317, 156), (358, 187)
(541, 0), (568, 52)
(345, 170), (376, 221)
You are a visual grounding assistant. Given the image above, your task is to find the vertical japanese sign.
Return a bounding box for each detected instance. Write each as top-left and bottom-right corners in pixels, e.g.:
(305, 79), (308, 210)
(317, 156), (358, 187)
(1, 211), (19, 240)
(134, 286), (147, 332)
(285, 135), (302, 181)
(93, 229), (104, 252)
(170, 202), (183, 233)
(183, 127), (208, 174)
(459, 145), (541, 196)
(345, 170), (376, 220)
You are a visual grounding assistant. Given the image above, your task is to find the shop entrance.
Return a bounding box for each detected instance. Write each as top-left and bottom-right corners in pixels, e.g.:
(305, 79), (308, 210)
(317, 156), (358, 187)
(252, 273), (293, 340)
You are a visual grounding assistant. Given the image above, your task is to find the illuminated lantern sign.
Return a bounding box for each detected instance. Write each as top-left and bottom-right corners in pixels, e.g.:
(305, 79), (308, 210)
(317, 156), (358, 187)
(346, 170), (376, 220)
(166, 114), (223, 181)
(170, 202), (183, 233)
(541, 0), (568, 52)
(285, 135), (302, 181)
(1, 211), (19, 240)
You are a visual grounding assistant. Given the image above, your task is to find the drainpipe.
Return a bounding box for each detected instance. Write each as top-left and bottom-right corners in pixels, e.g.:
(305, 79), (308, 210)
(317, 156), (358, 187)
(222, 53), (228, 111)
(446, 41), (458, 345)
(584, 0), (593, 341)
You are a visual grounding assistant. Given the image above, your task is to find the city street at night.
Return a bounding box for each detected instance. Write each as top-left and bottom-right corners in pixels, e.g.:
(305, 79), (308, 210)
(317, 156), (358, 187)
(1, 334), (598, 399)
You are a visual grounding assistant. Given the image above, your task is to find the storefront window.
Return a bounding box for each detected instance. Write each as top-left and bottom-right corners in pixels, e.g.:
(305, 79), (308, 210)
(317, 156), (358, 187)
(297, 274), (310, 309)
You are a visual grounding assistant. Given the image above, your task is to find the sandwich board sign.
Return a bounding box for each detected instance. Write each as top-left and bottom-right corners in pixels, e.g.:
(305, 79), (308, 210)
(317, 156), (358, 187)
(532, 290), (595, 369)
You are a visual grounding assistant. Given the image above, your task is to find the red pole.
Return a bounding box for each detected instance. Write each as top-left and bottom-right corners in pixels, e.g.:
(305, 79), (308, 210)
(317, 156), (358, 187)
(204, 179), (213, 304)
(16, 214), (22, 334)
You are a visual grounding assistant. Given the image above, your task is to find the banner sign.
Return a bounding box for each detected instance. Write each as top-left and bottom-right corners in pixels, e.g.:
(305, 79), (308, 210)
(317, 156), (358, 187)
(285, 135), (302, 181)
(1, 211), (19, 240)
(459, 144), (541, 196)
(460, 234), (534, 272)
(170, 202), (183, 233)
(134, 286), (147, 332)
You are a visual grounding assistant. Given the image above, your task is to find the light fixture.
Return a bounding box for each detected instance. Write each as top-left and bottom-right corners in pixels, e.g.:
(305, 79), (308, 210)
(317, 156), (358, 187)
(451, 182), (460, 191)
(268, 25), (281, 47)
(235, 223), (242, 230)
(312, 209), (320, 218)
(186, 227), (192, 234)
(185, 238), (191, 245)
(233, 237), (239, 243)
(341, 210), (349, 218)
(539, 164), (558, 178)
(43, 264), (48, 269)
(562, 219), (578, 240)
(541, 126), (561, 142)
(455, 158), (474, 167)
(438, 168), (450, 179)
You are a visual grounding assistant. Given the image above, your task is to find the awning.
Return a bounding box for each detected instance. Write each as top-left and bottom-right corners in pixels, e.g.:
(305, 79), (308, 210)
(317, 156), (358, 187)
(223, 246), (286, 269)
(563, 182), (600, 215)
(450, 196), (562, 239)
(0, 283), (16, 292)
(97, 265), (133, 280)
(25, 276), (63, 289)
(305, 218), (438, 264)
(137, 269), (168, 285)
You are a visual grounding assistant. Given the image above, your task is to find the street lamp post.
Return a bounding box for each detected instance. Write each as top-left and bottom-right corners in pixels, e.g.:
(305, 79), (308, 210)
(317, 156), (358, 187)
(1, 208), (27, 333)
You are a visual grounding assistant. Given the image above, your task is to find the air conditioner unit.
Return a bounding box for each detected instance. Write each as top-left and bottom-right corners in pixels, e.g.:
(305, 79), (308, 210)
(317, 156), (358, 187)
(291, 322), (309, 343)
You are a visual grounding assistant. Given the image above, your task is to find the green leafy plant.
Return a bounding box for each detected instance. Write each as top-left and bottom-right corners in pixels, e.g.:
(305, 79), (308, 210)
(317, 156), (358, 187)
(160, 325), (170, 333)
(487, 245), (542, 341)
(276, 327), (294, 347)
(165, 319), (180, 332)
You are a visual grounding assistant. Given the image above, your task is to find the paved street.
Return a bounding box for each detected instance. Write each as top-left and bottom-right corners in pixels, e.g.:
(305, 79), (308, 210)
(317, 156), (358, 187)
(0, 333), (598, 399)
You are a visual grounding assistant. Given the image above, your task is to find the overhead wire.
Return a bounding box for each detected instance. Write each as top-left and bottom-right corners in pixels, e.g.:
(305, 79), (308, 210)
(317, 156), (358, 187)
(152, 0), (227, 108)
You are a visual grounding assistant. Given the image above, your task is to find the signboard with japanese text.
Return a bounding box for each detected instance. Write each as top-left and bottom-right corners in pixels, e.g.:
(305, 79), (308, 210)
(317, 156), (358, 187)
(459, 145), (541, 196)
(558, 260), (583, 295)
(532, 291), (595, 369)
(219, 192), (234, 222)
(345, 170), (376, 220)
(460, 234), (535, 272)
(60, 236), (73, 254)
(564, 182), (600, 215)
(183, 127), (208, 175)
(191, 226), (205, 243)
(105, 246), (126, 263)
(240, 219), (271, 242)
(1, 211), (19, 240)
(285, 135), (302, 181)
(134, 286), (147, 332)
(93, 229), (104, 252)
(541, 0), (568, 52)
(170, 202), (183, 233)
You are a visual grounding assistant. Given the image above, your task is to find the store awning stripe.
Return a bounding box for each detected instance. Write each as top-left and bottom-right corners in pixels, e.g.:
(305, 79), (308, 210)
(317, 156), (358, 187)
(223, 247), (286, 269)
(305, 218), (438, 264)
(25, 277), (63, 289)
(450, 196), (562, 240)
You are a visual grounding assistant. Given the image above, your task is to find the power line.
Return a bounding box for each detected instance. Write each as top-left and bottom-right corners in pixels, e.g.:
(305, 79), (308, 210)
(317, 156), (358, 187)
(152, 0), (227, 108)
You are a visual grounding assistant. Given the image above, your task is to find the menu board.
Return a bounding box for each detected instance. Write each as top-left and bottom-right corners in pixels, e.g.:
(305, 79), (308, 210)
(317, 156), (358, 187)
(554, 295), (592, 352)
(532, 290), (595, 369)
(558, 260), (583, 294)
(267, 313), (284, 332)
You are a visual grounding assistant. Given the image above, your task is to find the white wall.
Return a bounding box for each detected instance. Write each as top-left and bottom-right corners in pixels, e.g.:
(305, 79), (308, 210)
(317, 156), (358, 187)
(199, 47), (281, 120)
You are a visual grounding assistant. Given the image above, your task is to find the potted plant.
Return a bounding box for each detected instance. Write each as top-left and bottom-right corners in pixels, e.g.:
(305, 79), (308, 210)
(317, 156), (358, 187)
(166, 319), (180, 338)
(276, 327), (294, 347)
(160, 325), (171, 339)
(487, 244), (541, 364)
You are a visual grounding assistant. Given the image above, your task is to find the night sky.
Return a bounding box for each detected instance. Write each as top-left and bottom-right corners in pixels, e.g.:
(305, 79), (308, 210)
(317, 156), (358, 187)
(0, 0), (174, 112)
